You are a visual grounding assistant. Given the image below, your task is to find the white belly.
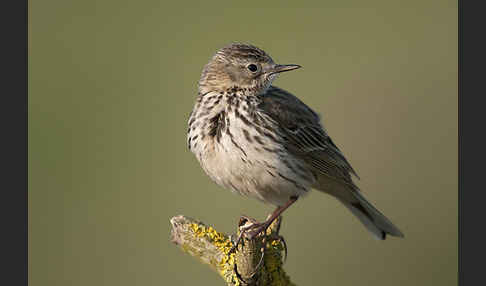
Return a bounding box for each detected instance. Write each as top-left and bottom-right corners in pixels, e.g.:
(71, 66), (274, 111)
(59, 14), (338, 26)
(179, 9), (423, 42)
(193, 110), (314, 206)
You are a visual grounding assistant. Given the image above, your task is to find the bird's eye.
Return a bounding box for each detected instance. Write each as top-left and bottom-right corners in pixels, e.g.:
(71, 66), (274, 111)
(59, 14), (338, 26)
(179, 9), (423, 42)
(247, 64), (258, 73)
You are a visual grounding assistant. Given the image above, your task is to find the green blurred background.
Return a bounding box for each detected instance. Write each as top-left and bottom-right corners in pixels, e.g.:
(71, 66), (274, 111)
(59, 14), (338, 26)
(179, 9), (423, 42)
(29, 1), (457, 285)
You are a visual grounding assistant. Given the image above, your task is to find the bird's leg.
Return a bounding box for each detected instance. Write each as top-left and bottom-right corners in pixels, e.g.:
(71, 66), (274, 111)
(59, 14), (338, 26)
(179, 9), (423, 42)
(246, 196), (299, 239)
(229, 196), (298, 254)
(229, 215), (261, 254)
(231, 196), (298, 284)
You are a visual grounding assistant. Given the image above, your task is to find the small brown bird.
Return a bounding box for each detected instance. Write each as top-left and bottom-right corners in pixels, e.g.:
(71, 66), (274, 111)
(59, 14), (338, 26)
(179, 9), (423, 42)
(187, 43), (404, 240)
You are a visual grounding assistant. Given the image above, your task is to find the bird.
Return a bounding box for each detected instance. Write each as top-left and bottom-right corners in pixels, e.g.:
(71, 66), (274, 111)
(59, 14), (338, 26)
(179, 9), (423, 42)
(186, 43), (404, 241)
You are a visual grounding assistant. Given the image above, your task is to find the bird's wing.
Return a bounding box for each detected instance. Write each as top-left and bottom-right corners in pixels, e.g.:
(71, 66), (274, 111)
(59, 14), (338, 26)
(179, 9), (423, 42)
(258, 86), (359, 184)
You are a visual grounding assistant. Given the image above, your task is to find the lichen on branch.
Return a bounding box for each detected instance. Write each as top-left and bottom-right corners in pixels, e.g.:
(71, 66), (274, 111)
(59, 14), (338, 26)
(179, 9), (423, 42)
(170, 215), (296, 286)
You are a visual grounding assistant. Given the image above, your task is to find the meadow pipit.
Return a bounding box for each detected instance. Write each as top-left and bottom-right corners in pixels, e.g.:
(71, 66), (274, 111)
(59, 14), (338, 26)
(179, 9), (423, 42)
(187, 43), (404, 241)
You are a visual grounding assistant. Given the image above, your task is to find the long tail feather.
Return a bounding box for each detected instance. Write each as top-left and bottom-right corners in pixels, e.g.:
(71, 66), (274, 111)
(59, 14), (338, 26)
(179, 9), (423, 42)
(338, 190), (404, 240)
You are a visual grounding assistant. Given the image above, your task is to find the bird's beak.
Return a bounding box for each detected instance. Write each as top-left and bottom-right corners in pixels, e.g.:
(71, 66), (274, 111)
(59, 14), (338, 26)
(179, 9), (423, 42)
(268, 64), (302, 75)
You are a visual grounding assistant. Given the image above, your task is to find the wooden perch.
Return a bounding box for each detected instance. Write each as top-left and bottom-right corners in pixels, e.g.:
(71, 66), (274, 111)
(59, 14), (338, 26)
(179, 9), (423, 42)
(170, 215), (296, 286)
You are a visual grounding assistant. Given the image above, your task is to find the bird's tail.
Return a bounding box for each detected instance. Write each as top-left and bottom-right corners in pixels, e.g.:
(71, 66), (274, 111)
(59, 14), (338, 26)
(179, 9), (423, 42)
(338, 190), (404, 240)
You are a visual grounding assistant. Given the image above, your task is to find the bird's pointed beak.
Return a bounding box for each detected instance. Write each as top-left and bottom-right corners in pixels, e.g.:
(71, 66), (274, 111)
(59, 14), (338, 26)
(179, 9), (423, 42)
(268, 64), (302, 75)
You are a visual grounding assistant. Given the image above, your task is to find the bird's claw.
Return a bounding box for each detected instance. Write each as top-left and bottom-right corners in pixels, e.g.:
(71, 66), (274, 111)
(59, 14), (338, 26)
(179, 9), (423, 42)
(229, 215), (267, 254)
(229, 215), (287, 284)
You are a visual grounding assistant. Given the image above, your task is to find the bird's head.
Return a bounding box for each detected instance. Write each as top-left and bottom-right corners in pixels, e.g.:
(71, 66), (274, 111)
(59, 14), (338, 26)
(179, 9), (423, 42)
(198, 43), (301, 95)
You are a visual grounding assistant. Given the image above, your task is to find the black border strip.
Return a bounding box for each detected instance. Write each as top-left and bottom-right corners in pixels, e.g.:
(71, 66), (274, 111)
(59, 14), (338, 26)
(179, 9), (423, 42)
(459, 1), (485, 286)
(2, 0), (28, 285)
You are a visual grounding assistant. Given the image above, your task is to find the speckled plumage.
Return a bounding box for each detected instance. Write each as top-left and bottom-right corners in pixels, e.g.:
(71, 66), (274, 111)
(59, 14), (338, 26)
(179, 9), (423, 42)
(187, 43), (404, 240)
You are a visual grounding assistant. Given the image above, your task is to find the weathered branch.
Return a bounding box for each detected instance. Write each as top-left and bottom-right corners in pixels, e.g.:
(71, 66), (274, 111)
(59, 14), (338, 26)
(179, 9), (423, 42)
(170, 215), (296, 286)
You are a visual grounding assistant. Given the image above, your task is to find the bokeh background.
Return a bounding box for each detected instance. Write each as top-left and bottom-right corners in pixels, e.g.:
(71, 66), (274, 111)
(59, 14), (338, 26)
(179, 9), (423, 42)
(29, 1), (457, 285)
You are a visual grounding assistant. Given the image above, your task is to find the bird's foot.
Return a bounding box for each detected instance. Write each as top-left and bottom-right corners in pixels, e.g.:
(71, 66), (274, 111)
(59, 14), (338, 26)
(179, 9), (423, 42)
(229, 215), (288, 283)
(245, 221), (272, 240)
(229, 215), (266, 254)
(229, 216), (268, 283)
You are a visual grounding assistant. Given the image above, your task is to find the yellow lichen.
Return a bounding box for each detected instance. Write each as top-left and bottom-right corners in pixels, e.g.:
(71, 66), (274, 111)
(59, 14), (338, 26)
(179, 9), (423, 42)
(184, 222), (294, 286)
(258, 237), (295, 286)
(190, 223), (239, 285)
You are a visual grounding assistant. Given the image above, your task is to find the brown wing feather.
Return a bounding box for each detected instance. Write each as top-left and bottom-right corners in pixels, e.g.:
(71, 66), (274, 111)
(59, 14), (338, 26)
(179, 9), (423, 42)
(258, 86), (359, 185)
